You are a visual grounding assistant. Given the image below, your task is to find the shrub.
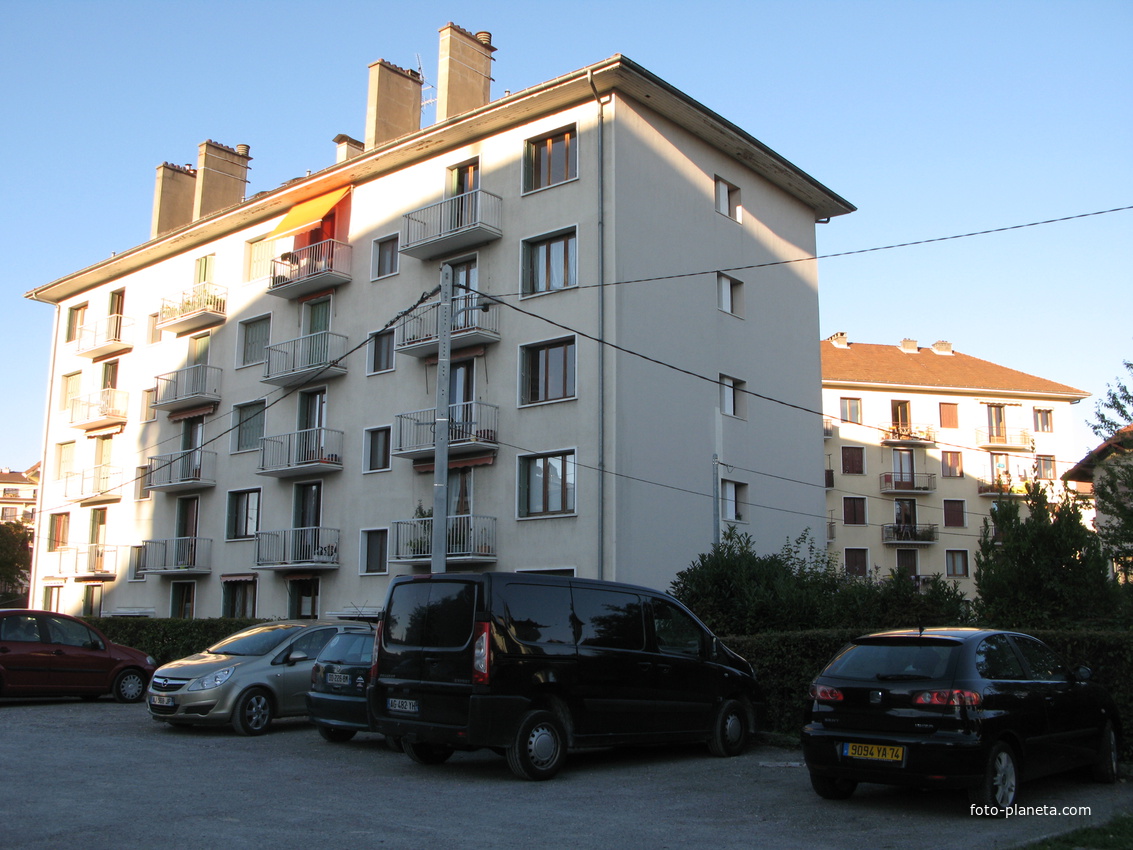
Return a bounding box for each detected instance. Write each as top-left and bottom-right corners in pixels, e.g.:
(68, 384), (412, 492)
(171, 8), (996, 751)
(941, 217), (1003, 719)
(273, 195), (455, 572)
(90, 617), (264, 664)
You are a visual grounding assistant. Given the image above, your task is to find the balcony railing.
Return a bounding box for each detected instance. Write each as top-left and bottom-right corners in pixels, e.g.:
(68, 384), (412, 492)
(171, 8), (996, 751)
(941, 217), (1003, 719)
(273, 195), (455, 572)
(69, 389), (129, 430)
(881, 524), (939, 545)
(394, 293), (501, 358)
(258, 428), (344, 477)
(141, 537), (212, 574)
(255, 527), (340, 569)
(268, 240), (352, 299)
(393, 402), (499, 459)
(51, 544), (124, 578)
(824, 469), (835, 489)
(878, 472), (937, 493)
(74, 315), (133, 358)
(262, 331), (348, 387)
(390, 515), (497, 564)
(400, 189), (503, 260)
(976, 429), (1033, 450)
(145, 450), (217, 492)
(880, 424), (937, 444)
(157, 282), (227, 333)
(977, 478), (1030, 498)
(63, 466), (122, 503)
(153, 364), (222, 412)
(823, 419), (834, 439)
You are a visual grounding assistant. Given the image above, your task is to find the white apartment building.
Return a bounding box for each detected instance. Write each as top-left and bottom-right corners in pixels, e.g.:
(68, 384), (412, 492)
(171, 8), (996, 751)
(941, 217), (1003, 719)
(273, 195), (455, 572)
(26, 25), (853, 619)
(821, 333), (1089, 596)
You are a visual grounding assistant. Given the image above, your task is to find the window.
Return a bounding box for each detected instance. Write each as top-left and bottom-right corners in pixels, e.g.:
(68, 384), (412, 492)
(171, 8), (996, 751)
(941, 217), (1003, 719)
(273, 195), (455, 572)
(721, 480), (747, 522)
(2, 488), (17, 498)
(1035, 455), (1056, 480)
(1, 507), (16, 522)
(171, 582), (195, 618)
(987, 404), (1007, 440)
(896, 549), (918, 574)
(361, 529), (389, 575)
(1034, 408), (1053, 433)
(147, 312), (162, 344)
(840, 397), (862, 424)
(842, 497), (866, 525)
(47, 513), (70, 552)
(942, 451), (964, 478)
(65, 303), (88, 343)
(523, 230), (577, 294)
(946, 550), (969, 578)
(652, 598), (704, 658)
(42, 585), (61, 612)
(845, 549), (869, 577)
(233, 401), (266, 453)
(717, 273), (743, 316)
(141, 388), (157, 421)
(226, 489), (261, 540)
(288, 577), (319, 619)
(55, 442), (75, 480)
(943, 499), (965, 528)
(194, 254), (215, 284)
(714, 176), (741, 221)
(573, 588), (644, 650)
(82, 585), (103, 619)
(976, 634), (1025, 679)
(841, 446), (865, 475)
(1014, 636), (1065, 681)
(364, 427), (391, 472)
(371, 235), (399, 279)
(101, 359), (119, 389)
(60, 372), (81, 411)
(720, 375), (746, 418)
(135, 466), (151, 501)
(519, 450), (576, 517)
(128, 545), (147, 581)
(222, 579), (257, 618)
(939, 402), (959, 429)
(524, 126), (577, 191)
(367, 330), (394, 374)
(239, 316), (271, 366)
(522, 338), (576, 404)
(248, 236), (287, 281)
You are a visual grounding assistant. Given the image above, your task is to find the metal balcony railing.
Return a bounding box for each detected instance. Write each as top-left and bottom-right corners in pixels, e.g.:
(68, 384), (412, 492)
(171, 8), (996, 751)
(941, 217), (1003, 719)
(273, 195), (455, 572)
(263, 331), (348, 386)
(878, 472), (937, 492)
(140, 537), (212, 573)
(976, 429), (1033, 450)
(390, 515), (497, 562)
(157, 282), (227, 332)
(53, 544), (125, 577)
(393, 401), (499, 458)
(258, 428), (344, 476)
(823, 418), (834, 438)
(881, 524), (939, 544)
(74, 315), (133, 357)
(69, 389), (129, 429)
(146, 450), (217, 491)
(154, 364), (222, 410)
(880, 423), (937, 444)
(400, 190), (503, 259)
(977, 478), (1030, 497)
(255, 527), (340, 568)
(63, 465), (122, 502)
(395, 293), (501, 356)
(268, 240), (351, 298)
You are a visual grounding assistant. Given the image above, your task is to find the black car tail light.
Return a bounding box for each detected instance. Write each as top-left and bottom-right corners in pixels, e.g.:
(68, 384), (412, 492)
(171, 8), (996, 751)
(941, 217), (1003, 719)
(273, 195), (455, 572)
(809, 683), (843, 702)
(912, 689), (981, 706)
(472, 622), (491, 685)
(311, 663), (321, 688)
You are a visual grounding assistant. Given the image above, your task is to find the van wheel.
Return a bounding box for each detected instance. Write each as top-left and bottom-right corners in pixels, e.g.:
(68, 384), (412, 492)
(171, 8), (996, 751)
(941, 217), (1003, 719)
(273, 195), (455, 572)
(968, 742), (1018, 809)
(385, 735), (404, 753)
(317, 725), (356, 743)
(507, 710), (566, 781)
(809, 772), (857, 800)
(1092, 721), (1118, 783)
(403, 740), (454, 765)
(708, 699), (749, 757)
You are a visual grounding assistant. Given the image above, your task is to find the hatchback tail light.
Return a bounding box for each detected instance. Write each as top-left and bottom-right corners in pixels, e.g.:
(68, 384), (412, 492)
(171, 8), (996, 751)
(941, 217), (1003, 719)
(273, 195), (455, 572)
(809, 683), (843, 702)
(311, 663), (321, 687)
(913, 689), (982, 707)
(472, 622), (491, 685)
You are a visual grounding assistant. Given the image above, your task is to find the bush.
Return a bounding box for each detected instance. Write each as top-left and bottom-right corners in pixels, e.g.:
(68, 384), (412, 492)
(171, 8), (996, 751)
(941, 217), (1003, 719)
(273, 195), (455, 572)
(90, 617), (264, 664)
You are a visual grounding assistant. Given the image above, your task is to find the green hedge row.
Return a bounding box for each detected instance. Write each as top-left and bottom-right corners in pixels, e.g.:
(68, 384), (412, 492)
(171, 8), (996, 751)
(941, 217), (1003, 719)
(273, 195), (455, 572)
(727, 629), (1133, 757)
(91, 617), (264, 665)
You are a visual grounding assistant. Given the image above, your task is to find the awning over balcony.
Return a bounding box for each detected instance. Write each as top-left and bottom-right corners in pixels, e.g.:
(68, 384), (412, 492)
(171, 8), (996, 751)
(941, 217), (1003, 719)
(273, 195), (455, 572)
(270, 188), (350, 239)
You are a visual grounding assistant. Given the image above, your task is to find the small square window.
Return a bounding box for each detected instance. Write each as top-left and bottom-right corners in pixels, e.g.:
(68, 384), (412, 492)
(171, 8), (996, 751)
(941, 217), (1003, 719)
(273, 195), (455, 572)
(361, 529), (389, 575)
(519, 451), (576, 517)
(714, 177), (741, 221)
(840, 397), (862, 424)
(717, 273), (743, 316)
(226, 489), (261, 540)
(371, 235), (399, 280)
(523, 230), (577, 295)
(367, 330), (394, 374)
(364, 427), (391, 472)
(946, 550), (969, 578)
(720, 375), (746, 418)
(521, 338), (576, 404)
(524, 127), (577, 191)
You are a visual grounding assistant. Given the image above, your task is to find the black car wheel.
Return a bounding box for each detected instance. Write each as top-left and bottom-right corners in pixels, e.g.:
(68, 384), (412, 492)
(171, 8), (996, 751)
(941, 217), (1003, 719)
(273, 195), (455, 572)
(317, 725), (356, 743)
(506, 710), (567, 781)
(232, 688), (274, 736)
(112, 669), (147, 703)
(969, 742), (1018, 809)
(1092, 721), (1118, 784)
(809, 772), (857, 800)
(385, 735), (404, 753)
(707, 698), (750, 758)
(403, 740), (455, 765)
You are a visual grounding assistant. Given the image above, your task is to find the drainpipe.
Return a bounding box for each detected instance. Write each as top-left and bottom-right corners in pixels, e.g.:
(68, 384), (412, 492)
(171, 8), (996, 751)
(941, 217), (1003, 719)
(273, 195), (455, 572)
(588, 69), (608, 580)
(430, 264), (453, 573)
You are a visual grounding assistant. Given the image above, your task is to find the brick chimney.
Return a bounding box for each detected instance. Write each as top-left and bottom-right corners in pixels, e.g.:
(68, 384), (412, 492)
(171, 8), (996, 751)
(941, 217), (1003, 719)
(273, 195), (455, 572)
(192, 140), (252, 220)
(364, 60), (423, 150)
(436, 24), (495, 122)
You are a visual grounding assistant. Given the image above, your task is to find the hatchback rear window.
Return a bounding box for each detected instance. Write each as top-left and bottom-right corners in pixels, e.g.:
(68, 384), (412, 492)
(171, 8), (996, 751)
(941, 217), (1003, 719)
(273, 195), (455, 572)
(385, 581), (476, 648)
(823, 640), (958, 681)
(319, 632), (375, 665)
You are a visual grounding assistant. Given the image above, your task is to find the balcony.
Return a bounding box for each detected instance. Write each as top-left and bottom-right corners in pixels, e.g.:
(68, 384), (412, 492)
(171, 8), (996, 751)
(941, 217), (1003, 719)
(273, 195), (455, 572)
(400, 190), (503, 260)
(823, 419), (834, 439)
(824, 469), (834, 489)
(393, 402), (499, 460)
(878, 472), (937, 494)
(140, 537), (212, 575)
(268, 240), (351, 299)
(157, 283), (227, 333)
(881, 524), (938, 545)
(255, 527), (340, 570)
(262, 331), (348, 387)
(389, 515), (497, 565)
(69, 389), (129, 430)
(977, 478), (1030, 498)
(145, 450), (217, 492)
(258, 428), (344, 477)
(395, 293), (501, 358)
(879, 424), (936, 445)
(976, 429), (1033, 451)
(153, 365), (222, 412)
(63, 466), (122, 503)
(51, 544), (125, 579)
(74, 315), (133, 358)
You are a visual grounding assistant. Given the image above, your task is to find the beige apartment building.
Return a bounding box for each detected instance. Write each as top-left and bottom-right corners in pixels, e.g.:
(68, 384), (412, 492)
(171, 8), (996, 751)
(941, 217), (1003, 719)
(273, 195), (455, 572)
(25, 25), (853, 619)
(822, 333), (1089, 595)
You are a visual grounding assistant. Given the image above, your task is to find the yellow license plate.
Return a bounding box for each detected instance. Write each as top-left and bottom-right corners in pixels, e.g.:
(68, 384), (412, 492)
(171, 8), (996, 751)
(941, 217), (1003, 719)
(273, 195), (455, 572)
(843, 742), (904, 762)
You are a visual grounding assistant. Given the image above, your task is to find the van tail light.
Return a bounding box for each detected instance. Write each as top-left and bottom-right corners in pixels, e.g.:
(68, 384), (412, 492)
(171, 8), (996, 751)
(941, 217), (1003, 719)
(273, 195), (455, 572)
(472, 622), (491, 685)
(913, 689), (982, 707)
(809, 683), (843, 702)
(369, 621), (383, 681)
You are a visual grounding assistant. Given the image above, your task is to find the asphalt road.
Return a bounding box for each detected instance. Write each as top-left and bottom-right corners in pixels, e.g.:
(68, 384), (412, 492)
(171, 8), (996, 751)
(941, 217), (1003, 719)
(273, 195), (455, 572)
(2, 698), (1129, 849)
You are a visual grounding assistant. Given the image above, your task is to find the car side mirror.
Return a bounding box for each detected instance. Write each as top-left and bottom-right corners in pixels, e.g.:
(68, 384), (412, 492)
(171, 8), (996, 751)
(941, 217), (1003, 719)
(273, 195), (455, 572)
(1074, 665), (1092, 682)
(288, 650), (309, 665)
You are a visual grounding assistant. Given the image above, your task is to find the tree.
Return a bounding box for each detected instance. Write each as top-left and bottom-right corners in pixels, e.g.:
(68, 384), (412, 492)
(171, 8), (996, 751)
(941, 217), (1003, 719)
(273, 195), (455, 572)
(1088, 359), (1133, 573)
(0, 522), (32, 604)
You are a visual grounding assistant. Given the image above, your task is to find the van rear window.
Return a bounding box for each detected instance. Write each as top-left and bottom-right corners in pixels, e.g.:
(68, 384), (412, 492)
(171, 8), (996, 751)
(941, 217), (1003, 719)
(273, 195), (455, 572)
(573, 588), (644, 651)
(385, 582), (476, 648)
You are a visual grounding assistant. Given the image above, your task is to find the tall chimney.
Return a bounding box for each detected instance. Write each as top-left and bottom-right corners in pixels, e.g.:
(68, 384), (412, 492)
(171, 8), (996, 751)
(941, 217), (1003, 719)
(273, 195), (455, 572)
(151, 162), (197, 238)
(192, 140), (252, 220)
(436, 23), (495, 122)
(364, 60), (423, 150)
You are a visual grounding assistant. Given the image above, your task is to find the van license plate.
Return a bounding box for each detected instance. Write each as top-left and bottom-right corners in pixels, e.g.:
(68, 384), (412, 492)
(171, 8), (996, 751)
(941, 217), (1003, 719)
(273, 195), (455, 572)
(150, 695), (174, 707)
(843, 742), (904, 762)
(326, 673), (350, 685)
(387, 698), (419, 715)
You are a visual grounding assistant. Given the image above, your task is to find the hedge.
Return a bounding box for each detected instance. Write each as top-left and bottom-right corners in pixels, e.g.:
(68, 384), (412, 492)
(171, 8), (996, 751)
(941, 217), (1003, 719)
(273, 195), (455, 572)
(90, 617), (264, 665)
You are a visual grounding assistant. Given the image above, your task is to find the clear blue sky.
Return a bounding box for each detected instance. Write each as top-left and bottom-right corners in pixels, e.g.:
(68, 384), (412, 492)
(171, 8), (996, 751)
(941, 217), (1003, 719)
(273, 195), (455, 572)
(2, 0), (1130, 470)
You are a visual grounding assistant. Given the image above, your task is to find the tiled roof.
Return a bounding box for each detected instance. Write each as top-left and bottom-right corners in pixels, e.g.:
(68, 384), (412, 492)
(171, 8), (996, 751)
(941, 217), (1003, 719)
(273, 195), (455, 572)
(821, 340), (1088, 397)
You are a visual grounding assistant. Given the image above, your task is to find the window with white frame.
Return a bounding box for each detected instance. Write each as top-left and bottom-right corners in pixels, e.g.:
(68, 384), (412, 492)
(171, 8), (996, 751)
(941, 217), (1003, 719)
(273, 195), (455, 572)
(1035, 455), (1056, 480)
(361, 529), (389, 575)
(248, 236), (287, 281)
(721, 479), (747, 522)
(128, 545), (146, 581)
(233, 401), (266, 453)
(65, 303), (87, 343)
(367, 330), (394, 374)
(141, 388), (157, 422)
(1033, 408), (1053, 433)
(47, 513), (69, 552)
(720, 375), (746, 418)
(135, 466), (151, 501)
(55, 442), (75, 480)
(171, 582), (196, 618)
(364, 427), (391, 472)
(226, 489), (261, 540)
(717, 273), (743, 316)
(942, 451), (964, 478)
(147, 313), (162, 344)
(714, 176), (741, 221)
(519, 450), (576, 517)
(222, 579), (257, 618)
(946, 550), (969, 578)
(60, 372), (81, 411)
(943, 499), (965, 527)
(524, 126), (577, 192)
(371, 235), (399, 279)
(844, 548), (869, 577)
(896, 549), (918, 575)
(521, 338), (576, 404)
(239, 316), (271, 367)
(843, 497), (866, 525)
(523, 229), (577, 295)
(840, 397), (862, 424)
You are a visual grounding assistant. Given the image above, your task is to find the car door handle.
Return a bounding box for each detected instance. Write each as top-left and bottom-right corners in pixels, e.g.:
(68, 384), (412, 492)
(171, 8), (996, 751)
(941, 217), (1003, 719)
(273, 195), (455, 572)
(52, 649), (65, 656)
(637, 662), (652, 672)
(0, 647), (8, 653)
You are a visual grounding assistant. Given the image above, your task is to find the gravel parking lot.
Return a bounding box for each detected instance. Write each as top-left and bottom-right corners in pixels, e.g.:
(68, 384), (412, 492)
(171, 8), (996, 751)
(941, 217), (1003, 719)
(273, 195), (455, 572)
(2, 698), (1129, 850)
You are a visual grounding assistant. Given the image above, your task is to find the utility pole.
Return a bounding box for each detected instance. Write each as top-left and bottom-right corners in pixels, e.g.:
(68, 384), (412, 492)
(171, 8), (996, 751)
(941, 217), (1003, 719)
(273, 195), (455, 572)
(712, 454), (721, 545)
(430, 264), (453, 573)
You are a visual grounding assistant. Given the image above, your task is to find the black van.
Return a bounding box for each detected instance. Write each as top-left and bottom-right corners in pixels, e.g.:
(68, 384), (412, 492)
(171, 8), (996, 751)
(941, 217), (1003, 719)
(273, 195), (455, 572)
(368, 572), (758, 780)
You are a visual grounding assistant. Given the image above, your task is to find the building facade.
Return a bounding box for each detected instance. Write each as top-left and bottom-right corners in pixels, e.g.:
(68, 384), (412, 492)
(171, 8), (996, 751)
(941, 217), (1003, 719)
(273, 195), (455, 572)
(26, 26), (853, 619)
(0, 464), (37, 605)
(822, 333), (1089, 595)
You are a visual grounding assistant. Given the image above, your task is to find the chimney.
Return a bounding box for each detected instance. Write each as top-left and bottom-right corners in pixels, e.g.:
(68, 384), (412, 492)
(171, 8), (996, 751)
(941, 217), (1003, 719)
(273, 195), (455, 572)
(364, 60), (424, 150)
(436, 24), (495, 122)
(192, 140), (252, 221)
(334, 134), (364, 163)
(899, 338), (919, 353)
(931, 340), (954, 355)
(826, 331), (849, 349)
(151, 162), (197, 238)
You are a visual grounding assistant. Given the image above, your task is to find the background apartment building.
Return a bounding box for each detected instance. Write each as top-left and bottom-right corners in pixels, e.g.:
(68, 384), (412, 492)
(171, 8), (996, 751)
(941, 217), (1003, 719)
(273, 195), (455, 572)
(26, 25), (853, 619)
(821, 333), (1089, 594)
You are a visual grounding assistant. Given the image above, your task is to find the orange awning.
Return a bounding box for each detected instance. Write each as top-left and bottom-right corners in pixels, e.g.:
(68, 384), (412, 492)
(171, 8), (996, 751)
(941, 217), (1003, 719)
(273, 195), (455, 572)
(269, 187), (350, 239)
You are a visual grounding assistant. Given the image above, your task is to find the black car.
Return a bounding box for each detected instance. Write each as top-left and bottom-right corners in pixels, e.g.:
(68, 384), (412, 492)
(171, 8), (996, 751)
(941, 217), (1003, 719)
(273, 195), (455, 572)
(802, 628), (1120, 809)
(307, 628), (375, 742)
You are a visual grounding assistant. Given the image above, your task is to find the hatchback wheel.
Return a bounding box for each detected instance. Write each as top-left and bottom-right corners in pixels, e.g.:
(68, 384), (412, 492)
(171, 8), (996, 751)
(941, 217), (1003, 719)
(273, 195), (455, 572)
(969, 742), (1018, 810)
(809, 772), (857, 800)
(232, 688), (274, 736)
(1092, 721), (1118, 784)
(317, 725), (356, 743)
(112, 669), (147, 703)
(708, 699), (750, 758)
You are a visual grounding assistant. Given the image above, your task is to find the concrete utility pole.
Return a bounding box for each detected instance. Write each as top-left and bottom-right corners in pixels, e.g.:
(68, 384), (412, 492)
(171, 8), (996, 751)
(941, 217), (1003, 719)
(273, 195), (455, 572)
(430, 264), (453, 573)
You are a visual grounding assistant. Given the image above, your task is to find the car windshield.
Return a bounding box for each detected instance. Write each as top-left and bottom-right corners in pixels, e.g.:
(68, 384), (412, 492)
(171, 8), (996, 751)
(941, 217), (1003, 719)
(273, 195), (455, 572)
(822, 640), (959, 681)
(207, 624), (306, 656)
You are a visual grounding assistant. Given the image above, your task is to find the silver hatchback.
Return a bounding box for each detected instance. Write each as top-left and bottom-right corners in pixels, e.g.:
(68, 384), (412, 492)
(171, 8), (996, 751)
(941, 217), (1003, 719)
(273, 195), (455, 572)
(147, 621), (368, 735)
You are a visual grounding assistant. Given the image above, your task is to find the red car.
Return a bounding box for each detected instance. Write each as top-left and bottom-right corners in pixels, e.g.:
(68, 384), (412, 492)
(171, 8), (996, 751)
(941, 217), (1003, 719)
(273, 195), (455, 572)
(0, 609), (157, 702)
